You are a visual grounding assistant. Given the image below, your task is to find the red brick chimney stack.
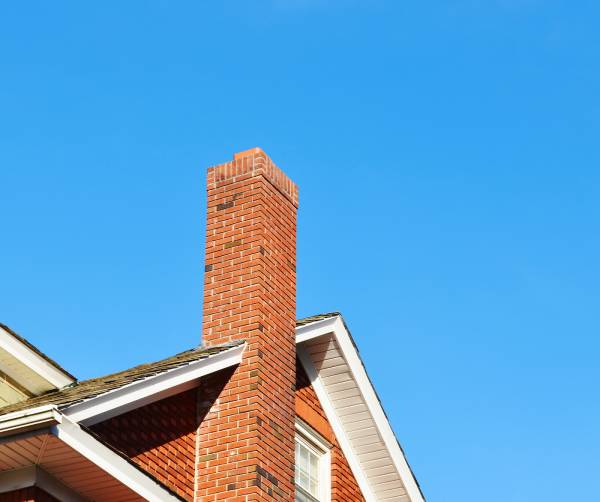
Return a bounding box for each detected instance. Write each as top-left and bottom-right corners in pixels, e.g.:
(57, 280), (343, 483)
(197, 148), (298, 500)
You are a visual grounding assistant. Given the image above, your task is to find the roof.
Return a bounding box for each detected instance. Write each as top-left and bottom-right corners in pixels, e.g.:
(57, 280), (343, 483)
(0, 314), (424, 500)
(0, 341), (243, 416)
(0, 315), (340, 417)
(296, 312), (340, 326)
(296, 313), (425, 502)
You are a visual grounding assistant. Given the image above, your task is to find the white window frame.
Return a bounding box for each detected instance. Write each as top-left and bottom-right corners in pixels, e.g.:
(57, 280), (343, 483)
(295, 419), (331, 502)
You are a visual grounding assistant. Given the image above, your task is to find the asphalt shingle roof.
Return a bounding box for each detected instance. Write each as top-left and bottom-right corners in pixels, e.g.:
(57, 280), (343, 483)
(0, 341), (243, 416)
(0, 314), (340, 417)
(296, 312), (340, 326)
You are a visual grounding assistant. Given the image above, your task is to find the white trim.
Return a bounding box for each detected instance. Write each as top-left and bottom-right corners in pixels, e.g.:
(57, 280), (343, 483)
(52, 416), (181, 502)
(0, 465), (36, 494)
(296, 317), (339, 344)
(64, 343), (245, 425)
(36, 465), (87, 501)
(295, 419), (331, 502)
(0, 326), (75, 390)
(297, 346), (376, 502)
(0, 406), (183, 500)
(0, 405), (62, 437)
(0, 465), (87, 501)
(296, 316), (425, 502)
(329, 317), (424, 502)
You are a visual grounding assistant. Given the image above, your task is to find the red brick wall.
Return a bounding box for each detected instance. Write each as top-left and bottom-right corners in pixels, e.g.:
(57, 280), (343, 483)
(91, 389), (197, 500)
(296, 361), (365, 502)
(0, 487), (58, 502)
(198, 148), (298, 500)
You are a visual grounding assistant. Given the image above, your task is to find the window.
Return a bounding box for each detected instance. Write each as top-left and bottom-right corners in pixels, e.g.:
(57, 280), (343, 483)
(295, 420), (331, 502)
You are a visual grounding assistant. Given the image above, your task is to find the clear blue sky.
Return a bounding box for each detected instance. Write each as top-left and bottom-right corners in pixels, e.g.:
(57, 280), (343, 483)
(1, 2), (599, 500)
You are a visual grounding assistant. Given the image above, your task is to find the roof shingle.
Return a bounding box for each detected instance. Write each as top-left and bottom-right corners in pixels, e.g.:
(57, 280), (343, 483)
(1, 314), (338, 417)
(0, 342), (243, 416)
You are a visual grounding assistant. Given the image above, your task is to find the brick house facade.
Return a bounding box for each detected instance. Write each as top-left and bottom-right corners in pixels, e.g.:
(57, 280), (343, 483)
(0, 149), (424, 501)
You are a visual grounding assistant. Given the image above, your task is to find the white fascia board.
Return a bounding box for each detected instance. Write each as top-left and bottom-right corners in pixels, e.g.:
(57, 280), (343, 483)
(64, 343), (245, 426)
(297, 345), (376, 502)
(320, 317), (425, 502)
(0, 405), (62, 437)
(0, 326), (75, 390)
(52, 416), (181, 502)
(296, 316), (339, 344)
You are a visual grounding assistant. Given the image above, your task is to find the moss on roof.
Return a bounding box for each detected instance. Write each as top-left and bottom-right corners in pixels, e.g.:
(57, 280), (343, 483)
(0, 314), (340, 417)
(0, 342), (242, 416)
(296, 312), (340, 326)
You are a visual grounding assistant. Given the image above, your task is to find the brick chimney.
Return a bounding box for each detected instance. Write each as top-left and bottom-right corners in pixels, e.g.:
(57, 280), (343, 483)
(197, 148), (298, 500)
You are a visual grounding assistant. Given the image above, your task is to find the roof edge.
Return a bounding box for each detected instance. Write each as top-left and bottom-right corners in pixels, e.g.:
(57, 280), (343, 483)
(63, 342), (245, 425)
(0, 323), (76, 387)
(295, 313), (426, 502)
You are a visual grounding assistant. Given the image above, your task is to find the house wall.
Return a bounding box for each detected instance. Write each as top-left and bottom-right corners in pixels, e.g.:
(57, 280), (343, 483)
(0, 487), (58, 502)
(90, 388), (197, 501)
(296, 360), (365, 502)
(87, 359), (365, 502)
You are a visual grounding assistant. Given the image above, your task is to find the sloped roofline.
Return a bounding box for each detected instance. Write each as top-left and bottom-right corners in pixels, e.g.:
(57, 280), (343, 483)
(64, 342), (245, 425)
(296, 314), (426, 502)
(1, 315), (423, 500)
(0, 343), (245, 500)
(0, 342), (245, 426)
(0, 323), (76, 391)
(0, 341), (245, 418)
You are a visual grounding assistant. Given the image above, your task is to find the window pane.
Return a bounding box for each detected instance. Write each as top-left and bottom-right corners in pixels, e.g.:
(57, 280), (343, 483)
(295, 440), (320, 498)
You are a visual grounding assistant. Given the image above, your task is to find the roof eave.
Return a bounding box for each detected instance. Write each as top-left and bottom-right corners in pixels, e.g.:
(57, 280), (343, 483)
(0, 404), (62, 437)
(63, 342), (246, 425)
(0, 324), (76, 393)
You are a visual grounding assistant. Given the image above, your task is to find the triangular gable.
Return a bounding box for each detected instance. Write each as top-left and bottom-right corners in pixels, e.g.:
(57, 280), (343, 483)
(296, 314), (425, 502)
(1, 316), (424, 501)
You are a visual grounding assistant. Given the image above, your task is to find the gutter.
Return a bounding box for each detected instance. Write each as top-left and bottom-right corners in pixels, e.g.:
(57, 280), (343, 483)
(0, 404), (62, 437)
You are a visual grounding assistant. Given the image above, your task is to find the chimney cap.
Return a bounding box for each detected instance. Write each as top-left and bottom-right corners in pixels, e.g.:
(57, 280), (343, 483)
(233, 147), (266, 160)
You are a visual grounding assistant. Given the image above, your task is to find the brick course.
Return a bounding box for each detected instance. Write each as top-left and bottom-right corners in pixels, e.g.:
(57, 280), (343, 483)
(91, 389), (197, 500)
(198, 148), (298, 501)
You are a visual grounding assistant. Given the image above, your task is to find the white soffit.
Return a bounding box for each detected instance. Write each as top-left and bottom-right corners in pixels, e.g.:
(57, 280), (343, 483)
(0, 465), (87, 501)
(0, 325), (75, 395)
(0, 404), (63, 437)
(64, 343), (245, 426)
(53, 416), (182, 502)
(296, 316), (425, 502)
(0, 411), (181, 501)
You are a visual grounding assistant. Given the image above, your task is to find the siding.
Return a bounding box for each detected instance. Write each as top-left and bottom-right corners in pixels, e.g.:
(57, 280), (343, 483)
(296, 359), (365, 502)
